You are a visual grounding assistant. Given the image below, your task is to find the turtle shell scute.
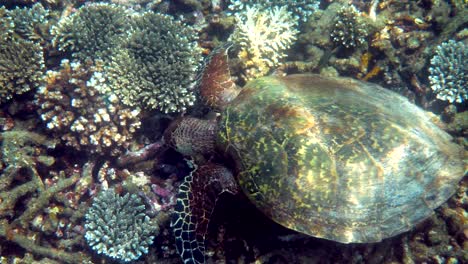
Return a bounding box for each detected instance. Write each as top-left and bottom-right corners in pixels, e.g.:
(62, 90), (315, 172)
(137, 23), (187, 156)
(217, 74), (465, 243)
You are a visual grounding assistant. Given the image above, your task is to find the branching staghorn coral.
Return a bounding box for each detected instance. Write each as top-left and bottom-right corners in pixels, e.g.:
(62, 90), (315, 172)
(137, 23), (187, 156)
(0, 130), (56, 168)
(35, 59), (141, 156)
(428, 40), (467, 104)
(0, 131), (91, 263)
(99, 11), (202, 113)
(230, 4), (299, 81)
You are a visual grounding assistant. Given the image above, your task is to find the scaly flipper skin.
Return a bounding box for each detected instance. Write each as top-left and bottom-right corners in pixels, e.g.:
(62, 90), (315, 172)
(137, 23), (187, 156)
(171, 164), (238, 264)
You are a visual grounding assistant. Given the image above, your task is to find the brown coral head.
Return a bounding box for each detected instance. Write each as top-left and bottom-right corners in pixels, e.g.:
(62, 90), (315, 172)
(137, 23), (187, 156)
(199, 43), (239, 110)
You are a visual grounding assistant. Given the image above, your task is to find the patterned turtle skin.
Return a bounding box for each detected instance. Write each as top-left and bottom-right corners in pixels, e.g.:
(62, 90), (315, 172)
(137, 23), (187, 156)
(170, 48), (466, 264)
(216, 74), (465, 244)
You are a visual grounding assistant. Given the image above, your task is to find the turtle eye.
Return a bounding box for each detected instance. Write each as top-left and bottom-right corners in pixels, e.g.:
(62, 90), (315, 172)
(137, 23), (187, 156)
(425, 193), (436, 202)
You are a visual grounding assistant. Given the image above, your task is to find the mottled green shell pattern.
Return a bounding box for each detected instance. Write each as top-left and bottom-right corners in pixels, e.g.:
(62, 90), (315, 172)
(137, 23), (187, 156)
(217, 74), (465, 243)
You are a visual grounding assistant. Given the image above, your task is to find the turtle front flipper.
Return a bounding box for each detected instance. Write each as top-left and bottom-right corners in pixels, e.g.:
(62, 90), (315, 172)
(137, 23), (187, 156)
(172, 163), (238, 264)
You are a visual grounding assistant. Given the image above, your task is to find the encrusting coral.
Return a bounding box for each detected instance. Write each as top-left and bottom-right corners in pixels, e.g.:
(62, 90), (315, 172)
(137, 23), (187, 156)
(51, 2), (132, 62)
(84, 188), (157, 262)
(428, 40), (467, 104)
(230, 4), (299, 81)
(35, 59), (141, 156)
(100, 11), (202, 113)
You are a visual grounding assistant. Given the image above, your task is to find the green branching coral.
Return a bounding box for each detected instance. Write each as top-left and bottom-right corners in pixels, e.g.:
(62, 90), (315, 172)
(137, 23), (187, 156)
(0, 4), (48, 104)
(51, 3), (132, 61)
(330, 5), (368, 49)
(84, 188), (157, 262)
(0, 36), (45, 104)
(100, 12), (202, 113)
(8, 3), (51, 43)
(0, 133), (88, 263)
(0, 130), (56, 169)
(0, 7), (14, 39)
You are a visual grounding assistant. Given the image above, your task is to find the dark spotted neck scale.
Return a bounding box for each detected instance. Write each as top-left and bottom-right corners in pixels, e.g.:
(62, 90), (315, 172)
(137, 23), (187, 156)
(198, 43), (239, 110)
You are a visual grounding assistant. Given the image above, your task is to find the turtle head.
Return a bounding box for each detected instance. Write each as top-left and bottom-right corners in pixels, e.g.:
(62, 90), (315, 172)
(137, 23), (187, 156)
(198, 43), (239, 110)
(160, 44), (238, 158)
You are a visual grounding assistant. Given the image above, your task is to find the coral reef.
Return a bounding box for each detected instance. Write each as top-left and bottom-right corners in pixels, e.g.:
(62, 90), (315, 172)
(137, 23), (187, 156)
(109, 0), (163, 10)
(0, 130), (55, 168)
(293, 0), (465, 104)
(428, 40), (467, 104)
(446, 110), (468, 137)
(330, 5), (368, 49)
(35, 59), (141, 156)
(52, 3), (202, 114)
(230, 4), (298, 81)
(51, 2), (132, 62)
(0, 7), (13, 38)
(0, 3), (54, 104)
(100, 11), (202, 113)
(0, 130), (92, 263)
(8, 3), (51, 43)
(228, 0), (320, 22)
(0, 35), (45, 104)
(84, 188), (157, 262)
(0, 0), (466, 263)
